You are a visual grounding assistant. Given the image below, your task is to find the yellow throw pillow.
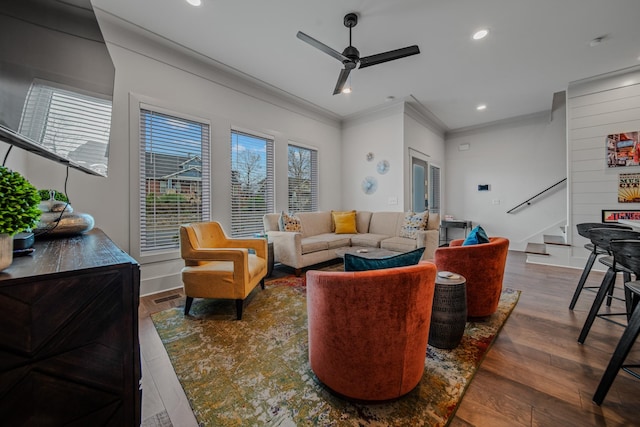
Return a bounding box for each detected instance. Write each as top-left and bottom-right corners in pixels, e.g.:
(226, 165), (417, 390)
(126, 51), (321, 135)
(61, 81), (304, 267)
(334, 211), (357, 234)
(331, 210), (356, 232)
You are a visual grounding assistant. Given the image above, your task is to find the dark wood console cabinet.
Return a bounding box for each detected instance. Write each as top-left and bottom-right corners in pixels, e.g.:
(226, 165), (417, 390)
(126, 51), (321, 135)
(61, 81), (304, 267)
(0, 229), (141, 426)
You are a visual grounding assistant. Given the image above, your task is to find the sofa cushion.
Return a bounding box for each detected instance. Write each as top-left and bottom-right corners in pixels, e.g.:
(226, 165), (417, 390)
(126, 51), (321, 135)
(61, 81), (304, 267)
(300, 237), (329, 254)
(369, 212), (403, 236)
(399, 211), (428, 239)
(381, 236), (418, 253)
(356, 211), (372, 233)
(350, 233), (390, 248)
(462, 225), (490, 246)
(313, 233), (353, 249)
(297, 211), (331, 238)
(427, 213), (440, 230)
(334, 211), (357, 234)
(279, 211), (302, 232)
(344, 247), (426, 272)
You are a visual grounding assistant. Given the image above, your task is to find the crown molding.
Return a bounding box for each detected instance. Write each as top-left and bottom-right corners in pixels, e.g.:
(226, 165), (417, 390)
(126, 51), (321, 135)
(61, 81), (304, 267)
(94, 7), (342, 128)
(446, 110), (549, 138)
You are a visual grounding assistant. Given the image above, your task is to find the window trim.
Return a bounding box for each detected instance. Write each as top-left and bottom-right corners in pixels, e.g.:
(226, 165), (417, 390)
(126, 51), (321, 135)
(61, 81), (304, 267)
(129, 94), (211, 264)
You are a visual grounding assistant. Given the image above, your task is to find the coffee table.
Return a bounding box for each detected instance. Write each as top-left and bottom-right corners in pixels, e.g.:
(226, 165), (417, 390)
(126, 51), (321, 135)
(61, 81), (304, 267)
(334, 246), (403, 259)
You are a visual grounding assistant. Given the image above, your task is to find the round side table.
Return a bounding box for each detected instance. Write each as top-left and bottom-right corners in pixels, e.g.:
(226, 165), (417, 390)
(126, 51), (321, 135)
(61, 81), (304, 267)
(429, 272), (467, 349)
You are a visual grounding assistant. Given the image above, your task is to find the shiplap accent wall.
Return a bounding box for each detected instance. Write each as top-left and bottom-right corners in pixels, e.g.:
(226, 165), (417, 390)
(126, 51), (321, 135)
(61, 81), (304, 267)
(568, 67), (640, 268)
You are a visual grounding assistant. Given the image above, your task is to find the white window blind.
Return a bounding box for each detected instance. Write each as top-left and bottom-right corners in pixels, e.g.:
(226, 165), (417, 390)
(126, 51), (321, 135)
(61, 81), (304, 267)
(429, 164), (441, 215)
(231, 130), (274, 237)
(288, 144), (318, 213)
(139, 108), (210, 253)
(19, 81), (112, 176)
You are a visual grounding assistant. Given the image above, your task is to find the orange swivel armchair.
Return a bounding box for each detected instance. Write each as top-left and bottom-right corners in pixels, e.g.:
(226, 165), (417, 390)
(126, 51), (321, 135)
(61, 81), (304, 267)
(434, 237), (509, 318)
(179, 222), (268, 320)
(306, 262), (437, 401)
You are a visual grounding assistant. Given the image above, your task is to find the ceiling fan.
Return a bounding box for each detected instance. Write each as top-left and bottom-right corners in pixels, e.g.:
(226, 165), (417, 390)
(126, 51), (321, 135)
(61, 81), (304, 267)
(297, 13), (420, 95)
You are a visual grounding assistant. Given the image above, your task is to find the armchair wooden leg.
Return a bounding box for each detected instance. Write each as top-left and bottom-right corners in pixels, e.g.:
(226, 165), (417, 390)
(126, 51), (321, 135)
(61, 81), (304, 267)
(294, 268), (302, 277)
(235, 299), (244, 320)
(184, 296), (194, 315)
(260, 278), (265, 290)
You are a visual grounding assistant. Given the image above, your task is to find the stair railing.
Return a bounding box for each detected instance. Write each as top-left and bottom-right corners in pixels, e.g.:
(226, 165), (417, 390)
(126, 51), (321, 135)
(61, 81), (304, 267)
(507, 178), (567, 214)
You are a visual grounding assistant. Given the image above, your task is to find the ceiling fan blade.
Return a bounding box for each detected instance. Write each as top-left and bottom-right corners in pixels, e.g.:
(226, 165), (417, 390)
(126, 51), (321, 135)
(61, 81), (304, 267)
(358, 45), (420, 69)
(333, 68), (351, 95)
(297, 31), (348, 63)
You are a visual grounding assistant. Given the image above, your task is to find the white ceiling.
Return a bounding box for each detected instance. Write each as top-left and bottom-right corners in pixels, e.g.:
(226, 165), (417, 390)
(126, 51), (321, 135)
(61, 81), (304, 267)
(93, 0), (640, 131)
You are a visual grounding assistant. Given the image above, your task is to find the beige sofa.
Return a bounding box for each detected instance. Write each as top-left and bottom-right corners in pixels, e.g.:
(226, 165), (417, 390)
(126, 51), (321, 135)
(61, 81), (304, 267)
(263, 211), (439, 274)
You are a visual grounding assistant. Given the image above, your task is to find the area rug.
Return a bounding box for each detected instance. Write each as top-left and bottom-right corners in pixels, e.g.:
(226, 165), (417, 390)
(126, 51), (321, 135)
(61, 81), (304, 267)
(151, 275), (520, 426)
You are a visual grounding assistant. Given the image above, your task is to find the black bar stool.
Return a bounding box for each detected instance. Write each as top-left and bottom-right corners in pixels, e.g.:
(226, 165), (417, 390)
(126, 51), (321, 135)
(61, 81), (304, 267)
(570, 223), (632, 309)
(593, 239), (640, 405)
(577, 228), (640, 344)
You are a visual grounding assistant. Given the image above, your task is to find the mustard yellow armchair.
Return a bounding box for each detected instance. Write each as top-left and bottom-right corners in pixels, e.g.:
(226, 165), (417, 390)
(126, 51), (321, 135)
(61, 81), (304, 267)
(179, 222), (268, 319)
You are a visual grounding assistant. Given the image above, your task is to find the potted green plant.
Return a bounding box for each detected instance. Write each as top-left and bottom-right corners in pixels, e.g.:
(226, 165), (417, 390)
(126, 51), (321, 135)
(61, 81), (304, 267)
(0, 166), (41, 270)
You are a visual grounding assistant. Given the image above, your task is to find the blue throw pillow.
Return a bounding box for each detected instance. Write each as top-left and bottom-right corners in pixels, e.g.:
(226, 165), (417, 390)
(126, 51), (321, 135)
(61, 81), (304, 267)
(344, 247), (426, 272)
(462, 225), (490, 246)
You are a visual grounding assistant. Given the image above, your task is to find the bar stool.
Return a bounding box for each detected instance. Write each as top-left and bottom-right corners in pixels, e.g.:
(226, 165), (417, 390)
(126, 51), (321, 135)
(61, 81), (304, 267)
(593, 239), (640, 405)
(570, 223), (632, 310)
(577, 228), (640, 344)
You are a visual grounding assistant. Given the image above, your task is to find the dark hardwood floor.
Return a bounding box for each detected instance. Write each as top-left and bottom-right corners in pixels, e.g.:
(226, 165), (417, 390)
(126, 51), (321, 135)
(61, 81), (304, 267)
(139, 251), (639, 426)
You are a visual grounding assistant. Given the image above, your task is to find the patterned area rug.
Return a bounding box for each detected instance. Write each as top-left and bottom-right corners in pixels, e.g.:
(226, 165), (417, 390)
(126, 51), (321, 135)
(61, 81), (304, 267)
(151, 274), (520, 426)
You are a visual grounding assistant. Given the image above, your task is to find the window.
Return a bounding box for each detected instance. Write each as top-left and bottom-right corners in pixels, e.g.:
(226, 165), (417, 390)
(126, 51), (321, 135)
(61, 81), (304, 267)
(139, 108), (210, 253)
(288, 144), (318, 213)
(19, 80), (112, 176)
(231, 130), (274, 237)
(429, 164), (441, 215)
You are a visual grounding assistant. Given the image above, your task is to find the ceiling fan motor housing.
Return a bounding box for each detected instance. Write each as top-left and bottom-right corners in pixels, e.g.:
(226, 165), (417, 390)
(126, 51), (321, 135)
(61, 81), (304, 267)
(342, 45), (360, 66)
(344, 13), (358, 28)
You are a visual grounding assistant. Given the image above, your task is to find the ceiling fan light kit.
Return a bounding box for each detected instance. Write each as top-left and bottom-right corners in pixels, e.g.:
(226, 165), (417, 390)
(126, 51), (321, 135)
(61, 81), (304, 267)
(297, 12), (420, 95)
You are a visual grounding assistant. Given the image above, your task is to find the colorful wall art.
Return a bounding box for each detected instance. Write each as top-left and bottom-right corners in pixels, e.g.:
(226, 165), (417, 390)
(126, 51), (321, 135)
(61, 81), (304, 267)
(607, 131), (640, 167)
(602, 209), (640, 223)
(619, 173), (640, 203)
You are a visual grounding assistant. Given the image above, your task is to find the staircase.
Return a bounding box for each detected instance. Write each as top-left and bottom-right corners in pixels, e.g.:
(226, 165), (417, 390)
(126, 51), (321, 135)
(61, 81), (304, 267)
(525, 231), (571, 256)
(524, 225), (574, 267)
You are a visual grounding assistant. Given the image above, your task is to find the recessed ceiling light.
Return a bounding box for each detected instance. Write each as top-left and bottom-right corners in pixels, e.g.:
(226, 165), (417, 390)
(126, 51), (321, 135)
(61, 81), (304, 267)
(472, 29), (489, 40)
(476, 104), (487, 111)
(186, 0), (201, 6)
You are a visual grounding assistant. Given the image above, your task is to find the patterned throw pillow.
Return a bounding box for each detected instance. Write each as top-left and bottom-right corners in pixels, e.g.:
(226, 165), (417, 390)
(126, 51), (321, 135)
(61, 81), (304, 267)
(278, 211), (302, 232)
(399, 211), (429, 239)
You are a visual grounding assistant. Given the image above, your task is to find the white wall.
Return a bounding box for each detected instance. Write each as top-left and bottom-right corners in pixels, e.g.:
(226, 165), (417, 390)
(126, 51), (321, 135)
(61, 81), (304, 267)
(341, 102), (405, 211)
(403, 106), (446, 212)
(445, 108), (567, 249)
(11, 12), (343, 295)
(568, 67), (640, 267)
(341, 101), (446, 212)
